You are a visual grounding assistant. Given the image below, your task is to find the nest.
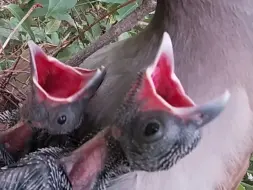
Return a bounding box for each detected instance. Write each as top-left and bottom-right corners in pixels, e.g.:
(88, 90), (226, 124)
(0, 43), (57, 112)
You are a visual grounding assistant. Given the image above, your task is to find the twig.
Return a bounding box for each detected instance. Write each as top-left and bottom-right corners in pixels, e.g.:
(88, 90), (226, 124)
(20, 56), (29, 63)
(2, 70), (29, 74)
(5, 42), (27, 59)
(71, 9), (85, 47)
(66, 0), (156, 66)
(0, 56), (20, 89)
(0, 43), (5, 57)
(3, 94), (19, 108)
(51, 0), (137, 57)
(14, 77), (29, 86)
(0, 3), (43, 55)
(8, 82), (27, 98)
(0, 90), (20, 107)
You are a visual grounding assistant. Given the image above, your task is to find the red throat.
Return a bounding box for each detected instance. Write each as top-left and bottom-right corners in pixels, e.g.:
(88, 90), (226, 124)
(151, 53), (194, 107)
(28, 41), (103, 104)
(33, 52), (88, 99)
(137, 53), (195, 112)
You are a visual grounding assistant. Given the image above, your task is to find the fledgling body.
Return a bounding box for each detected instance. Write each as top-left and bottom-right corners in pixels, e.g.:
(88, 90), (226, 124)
(0, 42), (106, 166)
(93, 36), (230, 189)
(0, 128), (111, 190)
(73, 0), (253, 188)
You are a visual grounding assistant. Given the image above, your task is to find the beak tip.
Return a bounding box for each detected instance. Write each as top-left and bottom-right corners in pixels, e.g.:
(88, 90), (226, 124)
(27, 40), (43, 56)
(223, 90), (231, 102)
(173, 90), (231, 128)
(97, 65), (107, 78)
(196, 90), (231, 127)
(27, 40), (36, 49)
(148, 31), (175, 75)
(215, 90), (231, 111)
(98, 65), (106, 75)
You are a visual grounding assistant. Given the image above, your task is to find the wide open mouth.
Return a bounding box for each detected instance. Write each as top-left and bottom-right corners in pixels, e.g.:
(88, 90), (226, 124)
(28, 41), (104, 103)
(33, 53), (89, 98)
(145, 53), (195, 111)
(140, 32), (230, 125)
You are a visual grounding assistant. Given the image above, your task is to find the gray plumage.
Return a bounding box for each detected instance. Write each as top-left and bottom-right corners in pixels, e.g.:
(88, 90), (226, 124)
(17, 41), (106, 135)
(105, 87), (253, 190)
(0, 144), (15, 167)
(0, 126), (113, 190)
(0, 109), (21, 167)
(91, 137), (130, 190)
(77, 0), (253, 189)
(93, 68), (229, 189)
(0, 147), (71, 190)
(0, 43), (106, 165)
(0, 109), (20, 127)
(80, 30), (164, 129)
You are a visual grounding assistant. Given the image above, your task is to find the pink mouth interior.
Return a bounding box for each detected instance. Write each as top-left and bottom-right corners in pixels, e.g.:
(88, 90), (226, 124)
(151, 54), (194, 107)
(34, 53), (85, 98)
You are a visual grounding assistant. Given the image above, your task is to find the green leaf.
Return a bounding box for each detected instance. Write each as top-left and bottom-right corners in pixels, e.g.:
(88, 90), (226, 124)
(100, 21), (112, 31)
(0, 27), (19, 40)
(0, 19), (19, 40)
(45, 19), (61, 34)
(52, 13), (75, 26)
(4, 4), (35, 40)
(96, 0), (127, 4)
(0, 59), (15, 71)
(19, 0), (32, 4)
(57, 41), (82, 61)
(118, 32), (131, 41)
(45, 35), (53, 43)
(240, 182), (253, 190)
(9, 17), (23, 33)
(50, 32), (60, 45)
(28, 0), (49, 17)
(116, 2), (138, 20)
(84, 31), (94, 42)
(85, 13), (102, 38)
(238, 184), (246, 190)
(74, 0), (91, 12)
(31, 27), (47, 42)
(46, 0), (77, 18)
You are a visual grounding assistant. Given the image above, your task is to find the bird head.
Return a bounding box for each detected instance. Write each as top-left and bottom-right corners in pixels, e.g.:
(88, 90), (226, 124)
(112, 32), (230, 172)
(19, 41), (106, 134)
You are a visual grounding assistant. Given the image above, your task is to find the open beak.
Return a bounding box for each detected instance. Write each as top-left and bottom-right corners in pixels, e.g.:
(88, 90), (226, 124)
(0, 121), (33, 154)
(136, 32), (230, 127)
(28, 41), (106, 105)
(60, 128), (111, 190)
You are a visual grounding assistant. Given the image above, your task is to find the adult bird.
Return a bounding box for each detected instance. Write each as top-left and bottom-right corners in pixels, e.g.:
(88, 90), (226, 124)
(75, 0), (253, 186)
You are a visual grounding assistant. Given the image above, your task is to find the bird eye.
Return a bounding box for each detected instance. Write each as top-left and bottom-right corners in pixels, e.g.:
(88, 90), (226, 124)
(57, 115), (67, 125)
(144, 121), (161, 137)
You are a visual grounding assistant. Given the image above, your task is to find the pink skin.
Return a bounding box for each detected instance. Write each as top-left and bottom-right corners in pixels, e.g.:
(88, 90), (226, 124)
(61, 128), (111, 190)
(0, 122), (32, 153)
